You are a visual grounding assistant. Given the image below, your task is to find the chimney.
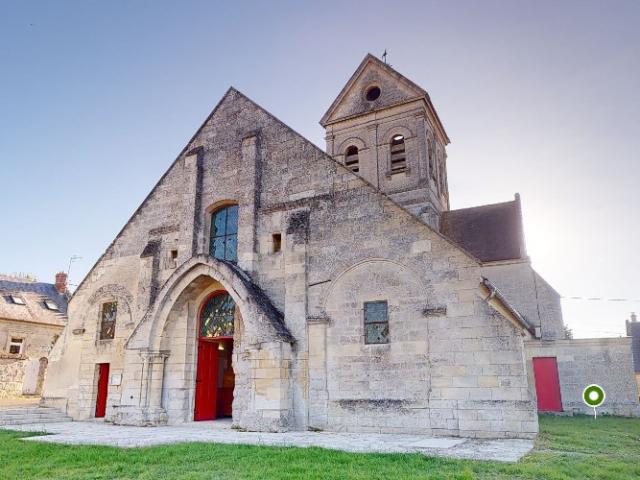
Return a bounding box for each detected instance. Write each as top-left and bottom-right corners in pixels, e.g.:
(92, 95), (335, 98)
(632, 312), (638, 323)
(55, 272), (68, 295)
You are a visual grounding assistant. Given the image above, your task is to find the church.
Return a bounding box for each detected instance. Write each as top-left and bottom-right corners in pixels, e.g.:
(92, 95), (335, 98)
(42, 54), (569, 439)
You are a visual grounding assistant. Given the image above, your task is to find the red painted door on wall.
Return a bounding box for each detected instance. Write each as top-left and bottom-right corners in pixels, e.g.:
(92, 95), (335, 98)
(194, 340), (218, 421)
(95, 363), (109, 418)
(532, 357), (563, 412)
(217, 338), (234, 417)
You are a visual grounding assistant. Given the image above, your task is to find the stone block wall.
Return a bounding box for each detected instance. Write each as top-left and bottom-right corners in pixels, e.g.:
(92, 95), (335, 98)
(0, 355), (27, 399)
(525, 338), (640, 416)
(42, 88), (538, 438)
(0, 319), (62, 399)
(483, 260), (565, 340)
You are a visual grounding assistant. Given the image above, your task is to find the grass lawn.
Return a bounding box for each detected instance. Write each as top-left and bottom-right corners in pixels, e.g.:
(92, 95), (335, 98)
(0, 415), (638, 479)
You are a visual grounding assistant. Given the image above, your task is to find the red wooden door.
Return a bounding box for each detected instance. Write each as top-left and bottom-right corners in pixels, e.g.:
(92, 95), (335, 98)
(95, 363), (109, 418)
(217, 338), (234, 417)
(194, 340), (218, 421)
(532, 357), (563, 412)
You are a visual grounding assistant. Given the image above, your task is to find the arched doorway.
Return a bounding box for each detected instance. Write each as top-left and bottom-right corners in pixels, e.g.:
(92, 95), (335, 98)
(194, 290), (236, 421)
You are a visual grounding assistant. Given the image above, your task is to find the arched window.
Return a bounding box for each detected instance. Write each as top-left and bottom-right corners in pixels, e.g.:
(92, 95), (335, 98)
(99, 301), (117, 340)
(210, 205), (238, 263)
(439, 156), (447, 194)
(200, 292), (235, 338)
(390, 134), (406, 173)
(344, 146), (359, 172)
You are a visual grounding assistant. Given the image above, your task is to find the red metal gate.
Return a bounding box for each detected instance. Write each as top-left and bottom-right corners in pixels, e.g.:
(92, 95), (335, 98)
(95, 363), (110, 418)
(532, 357), (563, 412)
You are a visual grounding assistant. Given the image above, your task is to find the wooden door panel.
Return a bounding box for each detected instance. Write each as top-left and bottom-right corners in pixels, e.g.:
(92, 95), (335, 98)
(95, 363), (109, 418)
(194, 340), (218, 420)
(533, 357), (563, 412)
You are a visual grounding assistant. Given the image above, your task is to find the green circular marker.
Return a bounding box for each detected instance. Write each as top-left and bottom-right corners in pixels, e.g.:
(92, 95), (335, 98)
(583, 384), (605, 408)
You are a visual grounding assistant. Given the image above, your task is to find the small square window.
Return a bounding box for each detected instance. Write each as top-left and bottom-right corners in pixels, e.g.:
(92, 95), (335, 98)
(44, 299), (59, 311)
(272, 233), (282, 253)
(9, 337), (23, 355)
(363, 301), (389, 344)
(10, 295), (25, 305)
(170, 249), (178, 259)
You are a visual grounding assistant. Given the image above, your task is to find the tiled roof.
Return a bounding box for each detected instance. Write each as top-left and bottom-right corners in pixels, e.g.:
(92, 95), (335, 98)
(442, 196), (526, 263)
(0, 277), (68, 327)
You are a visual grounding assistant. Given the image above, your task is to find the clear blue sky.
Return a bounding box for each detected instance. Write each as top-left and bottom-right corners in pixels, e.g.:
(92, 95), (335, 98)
(1, 1), (638, 338)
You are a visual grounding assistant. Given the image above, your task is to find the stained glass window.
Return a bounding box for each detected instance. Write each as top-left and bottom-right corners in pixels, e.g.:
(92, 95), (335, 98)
(210, 205), (238, 263)
(364, 301), (389, 344)
(201, 293), (235, 338)
(100, 302), (117, 340)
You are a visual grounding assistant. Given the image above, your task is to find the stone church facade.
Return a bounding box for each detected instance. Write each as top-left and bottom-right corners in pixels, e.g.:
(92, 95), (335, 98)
(43, 55), (567, 439)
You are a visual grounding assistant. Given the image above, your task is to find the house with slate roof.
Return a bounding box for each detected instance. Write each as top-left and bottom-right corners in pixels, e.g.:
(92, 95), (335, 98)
(0, 273), (68, 398)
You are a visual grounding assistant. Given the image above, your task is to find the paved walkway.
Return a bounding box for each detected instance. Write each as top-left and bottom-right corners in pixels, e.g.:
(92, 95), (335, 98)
(3, 420), (534, 462)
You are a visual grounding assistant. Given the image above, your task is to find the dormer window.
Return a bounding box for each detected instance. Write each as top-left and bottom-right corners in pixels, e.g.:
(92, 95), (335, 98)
(44, 299), (59, 311)
(9, 295), (25, 305)
(344, 146), (360, 172)
(390, 135), (406, 173)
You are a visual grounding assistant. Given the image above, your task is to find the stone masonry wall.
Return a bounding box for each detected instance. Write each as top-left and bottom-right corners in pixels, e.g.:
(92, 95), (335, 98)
(483, 261), (565, 340)
(44, 88), (538, 438)
(525, 338), (640, 416)
(0, 356), (27, 399)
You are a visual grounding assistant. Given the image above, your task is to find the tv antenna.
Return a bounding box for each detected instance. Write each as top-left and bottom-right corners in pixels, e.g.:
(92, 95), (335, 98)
(67, 255), (82, 279)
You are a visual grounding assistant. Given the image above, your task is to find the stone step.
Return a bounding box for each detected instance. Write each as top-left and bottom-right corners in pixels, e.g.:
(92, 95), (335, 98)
(0, 412), (70, 420)
(0, 407), (62, 416)
(0, 406), (72, 426)
(0, 417), (71, 426)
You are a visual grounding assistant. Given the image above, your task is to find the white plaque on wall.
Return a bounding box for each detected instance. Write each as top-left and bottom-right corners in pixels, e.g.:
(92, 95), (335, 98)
(110, 373), (122, 386)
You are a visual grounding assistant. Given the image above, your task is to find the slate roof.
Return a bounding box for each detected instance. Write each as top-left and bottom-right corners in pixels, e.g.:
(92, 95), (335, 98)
(0, 275), (68, 327)
(442, 196), (526, 263)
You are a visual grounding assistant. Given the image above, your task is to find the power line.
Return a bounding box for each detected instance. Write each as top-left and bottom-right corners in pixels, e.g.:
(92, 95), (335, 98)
(561, 296), (640, 303)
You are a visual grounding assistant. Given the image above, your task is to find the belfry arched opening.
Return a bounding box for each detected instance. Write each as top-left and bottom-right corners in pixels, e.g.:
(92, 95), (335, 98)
(194, 290), (235, 421)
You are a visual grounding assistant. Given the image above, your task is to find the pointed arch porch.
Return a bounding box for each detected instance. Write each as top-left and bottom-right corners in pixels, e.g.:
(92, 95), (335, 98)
(113, 255), (295, 431)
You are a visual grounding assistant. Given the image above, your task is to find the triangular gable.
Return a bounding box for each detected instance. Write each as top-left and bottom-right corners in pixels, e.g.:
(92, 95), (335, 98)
(73, 86), (465, 299)
(71, 88), (238, 298)
(320, 54), (450, 144)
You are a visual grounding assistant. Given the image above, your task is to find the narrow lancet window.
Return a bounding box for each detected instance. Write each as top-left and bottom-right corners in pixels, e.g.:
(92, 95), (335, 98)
(345, 146), (360, 172)
(390, 135), (406, 173)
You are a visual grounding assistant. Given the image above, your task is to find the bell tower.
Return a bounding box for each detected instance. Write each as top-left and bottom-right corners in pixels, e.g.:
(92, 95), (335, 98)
(320, 54), (450, 229)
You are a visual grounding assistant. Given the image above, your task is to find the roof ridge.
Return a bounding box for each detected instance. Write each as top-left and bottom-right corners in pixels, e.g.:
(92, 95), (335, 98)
(446, 198), (519, 213)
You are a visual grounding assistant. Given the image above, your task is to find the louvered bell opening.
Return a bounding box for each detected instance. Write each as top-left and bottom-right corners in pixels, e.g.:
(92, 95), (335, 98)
(390, 137), (406, 173)
(345, 146), (359, 172)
